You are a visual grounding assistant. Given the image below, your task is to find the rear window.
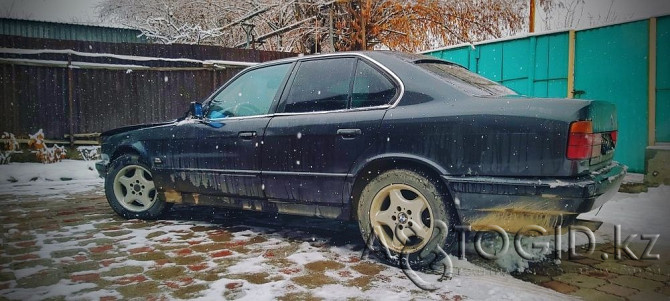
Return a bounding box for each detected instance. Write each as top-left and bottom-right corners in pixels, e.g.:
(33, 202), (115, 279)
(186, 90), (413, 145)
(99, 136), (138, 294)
(417, 62), (517, 97)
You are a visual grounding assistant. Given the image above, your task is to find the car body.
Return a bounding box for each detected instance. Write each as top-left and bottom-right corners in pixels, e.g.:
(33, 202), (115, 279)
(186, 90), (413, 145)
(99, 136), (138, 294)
(97, 51), (625, 266)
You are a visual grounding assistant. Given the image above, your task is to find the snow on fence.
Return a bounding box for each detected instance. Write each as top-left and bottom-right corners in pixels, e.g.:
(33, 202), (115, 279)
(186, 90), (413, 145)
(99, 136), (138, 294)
(0, 35), (296, 141)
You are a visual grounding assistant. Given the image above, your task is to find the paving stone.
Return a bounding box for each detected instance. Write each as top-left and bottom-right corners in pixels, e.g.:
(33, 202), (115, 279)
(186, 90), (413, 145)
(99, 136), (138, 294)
(70, 273), (101, 283)
(60, 261), (100, 274)
(304, 260), (345, 272)
(93, 221), (125, 230)
(291, 273), (337, 289)
(0, 256), (12, 265)
(190, 243), (230, 253)
(628, 291), (670, 301)
(146, 266), (186, 280)
(595, 283), (638, 297)
(658, 285), (670, 296)
(351, 262), (386, 276)
(154, 244), (190, 251)
(4, 245), (39, 256)
(172, 284), (208, 299)
(114, 274), (148, 285)
(0, 272), (16, 282)
(90, 251), (126, 261)
(610, 275), (664, 291)
(102, 230), (132, 237)
(592, 262), (640, 275)
(552, 273), (607, 289)
(572, 288), (625, 301)
(78, 238), (115, 247)
(16, 269), (63, 288)
(128, 251), (167, 261)
(635, 271), (669, 282)
(50, 248), (87, 258)
(173, 255), (206, 266)
(101, 266), (144, 277)
(10, 258), (53, 270)
(620, 260), (656, 268)
(146, 231), (167, 239)
(540, 280), (578, 294)
(117, 281), (159, 299)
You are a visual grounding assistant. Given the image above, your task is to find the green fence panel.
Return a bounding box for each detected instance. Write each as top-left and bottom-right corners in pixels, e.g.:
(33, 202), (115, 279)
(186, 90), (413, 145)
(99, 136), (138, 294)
(574, 20), (649, 172)
(425, 32), (569, 98)
(475, 43), (503, 82)
(436, 46), (472, 69)
(657, 16), (670, 142)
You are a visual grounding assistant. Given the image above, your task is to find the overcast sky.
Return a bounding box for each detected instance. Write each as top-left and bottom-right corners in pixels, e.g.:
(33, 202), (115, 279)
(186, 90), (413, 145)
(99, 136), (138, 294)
(1, 0), (670, 31)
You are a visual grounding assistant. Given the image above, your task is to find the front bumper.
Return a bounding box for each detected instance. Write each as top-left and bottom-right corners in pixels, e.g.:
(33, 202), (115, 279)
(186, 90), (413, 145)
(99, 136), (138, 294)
(442, 162), (626, 232)
(95, 159), (109, 178)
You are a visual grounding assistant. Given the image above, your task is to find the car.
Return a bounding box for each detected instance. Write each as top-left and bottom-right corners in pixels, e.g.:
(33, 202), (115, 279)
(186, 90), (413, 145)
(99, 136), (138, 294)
(96, 51), (625, 267)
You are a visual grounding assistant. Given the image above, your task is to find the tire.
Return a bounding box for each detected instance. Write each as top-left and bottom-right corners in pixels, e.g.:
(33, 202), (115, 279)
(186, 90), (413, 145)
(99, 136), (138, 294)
(357, 169), (455, 269)
(104, 154), (170, 220)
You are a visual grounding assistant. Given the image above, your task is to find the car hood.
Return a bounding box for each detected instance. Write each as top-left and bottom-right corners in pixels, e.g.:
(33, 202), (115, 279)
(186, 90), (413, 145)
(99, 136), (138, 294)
(101, 121), (176, 137)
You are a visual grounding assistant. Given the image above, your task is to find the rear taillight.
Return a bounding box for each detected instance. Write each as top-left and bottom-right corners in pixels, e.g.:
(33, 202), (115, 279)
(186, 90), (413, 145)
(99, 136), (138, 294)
(610, 130), (617, 146)
(567, 121), (594, 160)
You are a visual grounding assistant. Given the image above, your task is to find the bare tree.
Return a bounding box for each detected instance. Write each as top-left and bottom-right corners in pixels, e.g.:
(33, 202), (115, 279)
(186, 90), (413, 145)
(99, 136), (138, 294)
(99, 0), (556, 53)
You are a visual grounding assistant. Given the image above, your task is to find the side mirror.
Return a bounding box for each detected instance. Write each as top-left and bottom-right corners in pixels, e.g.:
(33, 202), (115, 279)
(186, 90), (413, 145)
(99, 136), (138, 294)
(190, 102), (203, 119)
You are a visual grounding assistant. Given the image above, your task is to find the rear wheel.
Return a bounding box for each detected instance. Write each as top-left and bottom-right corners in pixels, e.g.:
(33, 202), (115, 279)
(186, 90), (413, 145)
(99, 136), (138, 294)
(357, 169), (454, 268)
(105, 154), (170, 219)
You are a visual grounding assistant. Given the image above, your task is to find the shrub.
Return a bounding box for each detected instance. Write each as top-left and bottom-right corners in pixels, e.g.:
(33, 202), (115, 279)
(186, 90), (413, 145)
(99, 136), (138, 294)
(28, 129), (66, 164)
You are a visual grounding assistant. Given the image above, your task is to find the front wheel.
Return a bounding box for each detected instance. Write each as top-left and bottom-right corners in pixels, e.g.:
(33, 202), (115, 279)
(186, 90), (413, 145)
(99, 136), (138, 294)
(104, 154), (170, 219)
(357, 169), (454, 268)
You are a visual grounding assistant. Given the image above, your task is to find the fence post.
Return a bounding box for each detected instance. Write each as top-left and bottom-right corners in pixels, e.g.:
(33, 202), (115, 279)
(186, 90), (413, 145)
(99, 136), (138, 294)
(67, 54), (75, 147)
(648, 17), (657, 147)
(566, 30), (576, 99)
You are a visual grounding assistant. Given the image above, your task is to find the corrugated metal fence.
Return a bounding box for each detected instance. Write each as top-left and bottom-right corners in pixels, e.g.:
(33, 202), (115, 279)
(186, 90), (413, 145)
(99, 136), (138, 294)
(424, 16), (670, 173)
(0, 35), (296, 142)
(0, 18), (147, 44)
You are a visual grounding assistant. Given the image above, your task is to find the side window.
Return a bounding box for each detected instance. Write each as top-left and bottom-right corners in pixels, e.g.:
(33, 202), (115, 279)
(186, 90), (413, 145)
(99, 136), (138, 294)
(282, 58), (355, 113)
(351, 60), (397, 108)
(207, 63), (291, 118)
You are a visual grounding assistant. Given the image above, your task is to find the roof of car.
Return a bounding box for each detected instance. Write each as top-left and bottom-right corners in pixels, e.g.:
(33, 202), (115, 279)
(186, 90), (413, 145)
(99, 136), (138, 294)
(263, 51), (441, 66)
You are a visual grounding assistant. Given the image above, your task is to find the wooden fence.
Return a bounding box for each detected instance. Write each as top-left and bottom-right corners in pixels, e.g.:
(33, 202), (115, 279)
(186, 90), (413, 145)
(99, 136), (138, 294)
(0, 35), (296, 143)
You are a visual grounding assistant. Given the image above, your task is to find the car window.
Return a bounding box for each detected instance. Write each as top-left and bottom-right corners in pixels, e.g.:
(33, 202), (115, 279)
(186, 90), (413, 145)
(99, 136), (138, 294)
(207, 63), (291, 118)
(417, 62), (517, 97)
(351, 60), (397, 108)
(282, 58), (355, 113)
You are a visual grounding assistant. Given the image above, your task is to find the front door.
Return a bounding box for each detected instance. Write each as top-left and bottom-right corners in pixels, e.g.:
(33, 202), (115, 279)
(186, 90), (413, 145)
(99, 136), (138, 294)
(152, 62), (293, 199)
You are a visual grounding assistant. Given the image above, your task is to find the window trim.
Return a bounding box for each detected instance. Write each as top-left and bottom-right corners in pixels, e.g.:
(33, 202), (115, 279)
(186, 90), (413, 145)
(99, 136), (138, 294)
(274, 53), (404, 116)
(349, 58), (400, 109)
(201, 53), (405, 120)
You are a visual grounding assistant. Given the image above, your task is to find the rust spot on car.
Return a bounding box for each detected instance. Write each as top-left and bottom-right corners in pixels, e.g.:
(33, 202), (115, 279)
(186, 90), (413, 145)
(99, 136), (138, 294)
(468, 203), (575, 233)
(163, 189), (183, 204)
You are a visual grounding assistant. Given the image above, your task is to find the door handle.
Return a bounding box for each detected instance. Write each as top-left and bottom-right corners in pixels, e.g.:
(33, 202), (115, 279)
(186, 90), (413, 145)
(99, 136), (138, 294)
(238, 131), (256, 140)
(337, 128), (362, 138)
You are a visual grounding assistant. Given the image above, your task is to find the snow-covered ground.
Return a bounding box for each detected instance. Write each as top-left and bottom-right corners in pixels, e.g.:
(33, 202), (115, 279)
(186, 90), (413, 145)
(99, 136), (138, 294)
(580, 184), (670, 246)
(0, 160), (103, 198)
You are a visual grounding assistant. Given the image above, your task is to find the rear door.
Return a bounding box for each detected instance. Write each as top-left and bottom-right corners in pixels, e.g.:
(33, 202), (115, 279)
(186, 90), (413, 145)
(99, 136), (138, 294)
(261, 57), (399, 204)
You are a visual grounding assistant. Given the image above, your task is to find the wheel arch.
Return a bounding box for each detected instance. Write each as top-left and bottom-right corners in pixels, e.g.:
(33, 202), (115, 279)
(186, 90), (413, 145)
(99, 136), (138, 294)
(348, 154), (457, 221)
(110, 142), (149, 164)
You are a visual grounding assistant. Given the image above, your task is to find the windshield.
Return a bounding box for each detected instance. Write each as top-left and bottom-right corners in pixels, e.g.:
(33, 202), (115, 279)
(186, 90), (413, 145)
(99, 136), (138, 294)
(417, 62), (517, 97)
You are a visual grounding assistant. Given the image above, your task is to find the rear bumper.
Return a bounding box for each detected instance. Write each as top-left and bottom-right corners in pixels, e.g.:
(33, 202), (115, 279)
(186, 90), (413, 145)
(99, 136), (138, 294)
(442, 162), (626, 232)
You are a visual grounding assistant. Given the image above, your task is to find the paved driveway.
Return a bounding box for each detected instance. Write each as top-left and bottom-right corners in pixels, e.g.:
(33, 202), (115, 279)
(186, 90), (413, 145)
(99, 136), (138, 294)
(0, 185), (667, 300)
